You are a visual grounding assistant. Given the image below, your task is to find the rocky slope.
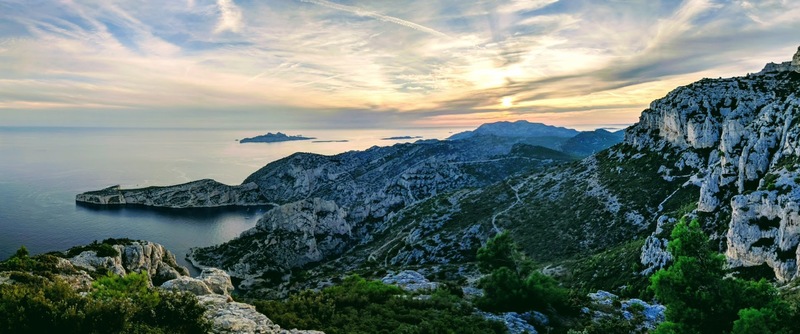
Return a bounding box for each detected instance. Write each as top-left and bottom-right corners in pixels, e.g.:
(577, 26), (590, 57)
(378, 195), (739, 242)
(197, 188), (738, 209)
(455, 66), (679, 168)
(193, 46), (800, 296)
(77, 48), (800, 295)
(188, 140), (575, 289)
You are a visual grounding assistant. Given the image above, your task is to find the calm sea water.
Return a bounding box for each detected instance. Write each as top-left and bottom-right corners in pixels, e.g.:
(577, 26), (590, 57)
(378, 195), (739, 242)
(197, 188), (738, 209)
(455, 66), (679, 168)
(0, 126), (465, 275)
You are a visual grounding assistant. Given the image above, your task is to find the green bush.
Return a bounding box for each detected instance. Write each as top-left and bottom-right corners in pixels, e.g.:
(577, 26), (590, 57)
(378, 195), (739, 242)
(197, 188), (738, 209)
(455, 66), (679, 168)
(252, 275), (505, 334)
(0, 269), (209, 333)
(475, 232), (571, 314)
(651, 219), (798, 334)
(66, 241), (119, 258)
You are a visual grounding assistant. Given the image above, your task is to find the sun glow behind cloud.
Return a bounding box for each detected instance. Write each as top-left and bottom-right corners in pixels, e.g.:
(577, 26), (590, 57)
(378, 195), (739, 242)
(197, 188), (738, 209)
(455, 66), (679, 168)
(0, 0), (798, 129)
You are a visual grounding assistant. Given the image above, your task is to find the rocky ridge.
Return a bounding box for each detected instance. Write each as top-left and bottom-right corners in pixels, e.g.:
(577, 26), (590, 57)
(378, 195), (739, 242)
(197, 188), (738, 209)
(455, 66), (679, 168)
(184, 140), (576, 287)
(279, 46), (800, 295)
(626, 46), (800, 280)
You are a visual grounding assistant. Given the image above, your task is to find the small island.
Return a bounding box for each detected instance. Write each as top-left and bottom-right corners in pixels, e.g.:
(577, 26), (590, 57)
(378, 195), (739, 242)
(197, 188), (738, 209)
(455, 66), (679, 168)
(381, 136), (422, 140)
(239, 132), (316, 143)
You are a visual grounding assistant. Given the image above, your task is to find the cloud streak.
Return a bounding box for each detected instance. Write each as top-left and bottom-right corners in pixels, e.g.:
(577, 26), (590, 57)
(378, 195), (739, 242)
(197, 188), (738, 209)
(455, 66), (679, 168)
(0, 0), (799, 129)
(215, 0), (243, 33)
(298, 0), (450, 39)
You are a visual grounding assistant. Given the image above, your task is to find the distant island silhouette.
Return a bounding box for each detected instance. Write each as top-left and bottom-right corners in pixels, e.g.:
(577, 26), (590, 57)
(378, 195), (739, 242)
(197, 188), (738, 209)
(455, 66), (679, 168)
(239, 132), (316, 143)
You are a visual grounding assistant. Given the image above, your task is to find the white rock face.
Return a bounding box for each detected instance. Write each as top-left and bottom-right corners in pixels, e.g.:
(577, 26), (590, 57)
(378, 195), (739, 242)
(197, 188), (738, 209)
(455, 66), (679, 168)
(68, 240), (187, 284)
(200, 268), (235, 295)
(587, 290), (665, 330)
(162, 268), (323, 334)
(476, 311), (539, 334)
(381, 270), (440, 292)
(627, 47), (800, 281)
(161, 276), (215, 295)
(792, 46), (800, 67)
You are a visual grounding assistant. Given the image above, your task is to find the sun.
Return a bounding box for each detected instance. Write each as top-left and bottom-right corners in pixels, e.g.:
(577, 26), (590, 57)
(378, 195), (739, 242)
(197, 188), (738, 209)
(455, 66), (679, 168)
(501, 96), (513, 108)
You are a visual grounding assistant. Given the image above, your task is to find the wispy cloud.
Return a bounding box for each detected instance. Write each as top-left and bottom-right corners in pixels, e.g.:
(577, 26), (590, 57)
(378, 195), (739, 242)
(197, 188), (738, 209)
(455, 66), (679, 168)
(215, 0), (243, 34)
(0, 0), (798, 129)
(298, 0), (450, 39)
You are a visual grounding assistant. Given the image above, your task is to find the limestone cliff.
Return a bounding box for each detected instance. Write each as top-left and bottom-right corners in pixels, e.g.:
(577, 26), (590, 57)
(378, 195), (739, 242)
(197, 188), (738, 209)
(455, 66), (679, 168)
(189, 198), (352, 289)
(624, 47), (800, 281)
(68, 240), (188, 285)
(302, 46), (800, 292)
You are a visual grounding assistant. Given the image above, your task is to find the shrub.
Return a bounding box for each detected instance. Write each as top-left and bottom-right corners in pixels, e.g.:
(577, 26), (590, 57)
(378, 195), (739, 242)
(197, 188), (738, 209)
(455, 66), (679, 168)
(66, 241), (119, 258)
(0, 270), (209, 333)
(252, 275), (504, 334)
(475, 233), (571, 314)
(651, 219), (798, 334)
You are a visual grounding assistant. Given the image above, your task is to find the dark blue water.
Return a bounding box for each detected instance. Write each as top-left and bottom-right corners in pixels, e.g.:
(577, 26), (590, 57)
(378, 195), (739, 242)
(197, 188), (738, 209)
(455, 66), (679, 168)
(0, 126), (459, 274)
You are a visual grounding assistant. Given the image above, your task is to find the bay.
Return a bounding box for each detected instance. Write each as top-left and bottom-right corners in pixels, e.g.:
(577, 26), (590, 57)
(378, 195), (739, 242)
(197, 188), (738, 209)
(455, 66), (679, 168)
(0, 126), (464, 275)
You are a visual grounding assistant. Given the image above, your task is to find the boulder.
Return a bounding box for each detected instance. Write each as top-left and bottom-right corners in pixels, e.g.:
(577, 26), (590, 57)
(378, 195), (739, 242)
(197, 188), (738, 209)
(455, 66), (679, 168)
(161, 276), (214, 296)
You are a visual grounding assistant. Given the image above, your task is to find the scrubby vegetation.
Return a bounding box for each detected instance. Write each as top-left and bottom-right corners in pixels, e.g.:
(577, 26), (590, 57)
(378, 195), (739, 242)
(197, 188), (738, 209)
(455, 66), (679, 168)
(651, 219), (800, 334)
(0, 248), (210, 334)
(475, 232), (572, 314)
(251, 275), (505, 334)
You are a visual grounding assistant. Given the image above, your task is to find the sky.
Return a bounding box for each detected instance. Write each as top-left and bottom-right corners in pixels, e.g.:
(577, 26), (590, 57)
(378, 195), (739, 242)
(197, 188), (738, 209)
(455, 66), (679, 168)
(0, 0), (798, 129)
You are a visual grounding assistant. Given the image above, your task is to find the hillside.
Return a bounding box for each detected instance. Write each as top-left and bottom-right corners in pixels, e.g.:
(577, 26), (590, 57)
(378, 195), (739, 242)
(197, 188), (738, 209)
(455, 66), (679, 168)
(184, 47), (800, 300)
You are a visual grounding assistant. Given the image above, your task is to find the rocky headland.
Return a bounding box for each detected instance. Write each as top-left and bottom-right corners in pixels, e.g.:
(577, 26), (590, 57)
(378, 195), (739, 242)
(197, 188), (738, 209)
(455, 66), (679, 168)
(76, 179), (270, 208)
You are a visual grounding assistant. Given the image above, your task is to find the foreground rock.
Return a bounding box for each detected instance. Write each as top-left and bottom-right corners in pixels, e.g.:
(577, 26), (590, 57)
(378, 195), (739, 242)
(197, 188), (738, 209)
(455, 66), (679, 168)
(586, 290), (665, 330)
(160, 268), (322, 334)
(3, 240), (323, 334)
(68, 240), (188, 285)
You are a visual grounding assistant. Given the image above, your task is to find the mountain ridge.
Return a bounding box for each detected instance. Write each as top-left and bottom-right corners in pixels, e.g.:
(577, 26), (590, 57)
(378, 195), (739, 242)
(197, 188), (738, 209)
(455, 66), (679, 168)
(188, 46), (800, 297)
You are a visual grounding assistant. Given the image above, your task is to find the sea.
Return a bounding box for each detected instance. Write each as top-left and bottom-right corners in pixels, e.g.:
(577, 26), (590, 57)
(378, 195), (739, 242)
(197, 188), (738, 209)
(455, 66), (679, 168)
(0, 124), (627, 275)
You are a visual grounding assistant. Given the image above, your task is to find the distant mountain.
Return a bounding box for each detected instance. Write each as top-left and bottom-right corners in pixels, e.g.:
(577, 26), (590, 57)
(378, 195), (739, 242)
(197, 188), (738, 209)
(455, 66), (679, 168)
(448, 120), (579, 140)
(240, 132), (315, 143)
(560, 129), (626, 156)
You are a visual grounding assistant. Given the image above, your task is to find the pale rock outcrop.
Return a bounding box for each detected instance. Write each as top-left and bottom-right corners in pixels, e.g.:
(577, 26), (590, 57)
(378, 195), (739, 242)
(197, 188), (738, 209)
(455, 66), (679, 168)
(189, 198), (352, 288)
(587, 290), (665, 330)
(726, 185), (800, 282)
(476, 311), (538, 334)
(69, 250), (127, 276)
(161, 276), (215, 295)
(68, 241), (187, 285)
(793, 46), (800, 67)
(162, 268), (323, 334)
(198, 294), (325, 334)
(627, 47), (800, 281)
(759, 46), (800, 73)
(160, 268), (235, 296)
(381, 270), (440, 292)
(200, 268), (235, 295)
(640, 216), (675, 275)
